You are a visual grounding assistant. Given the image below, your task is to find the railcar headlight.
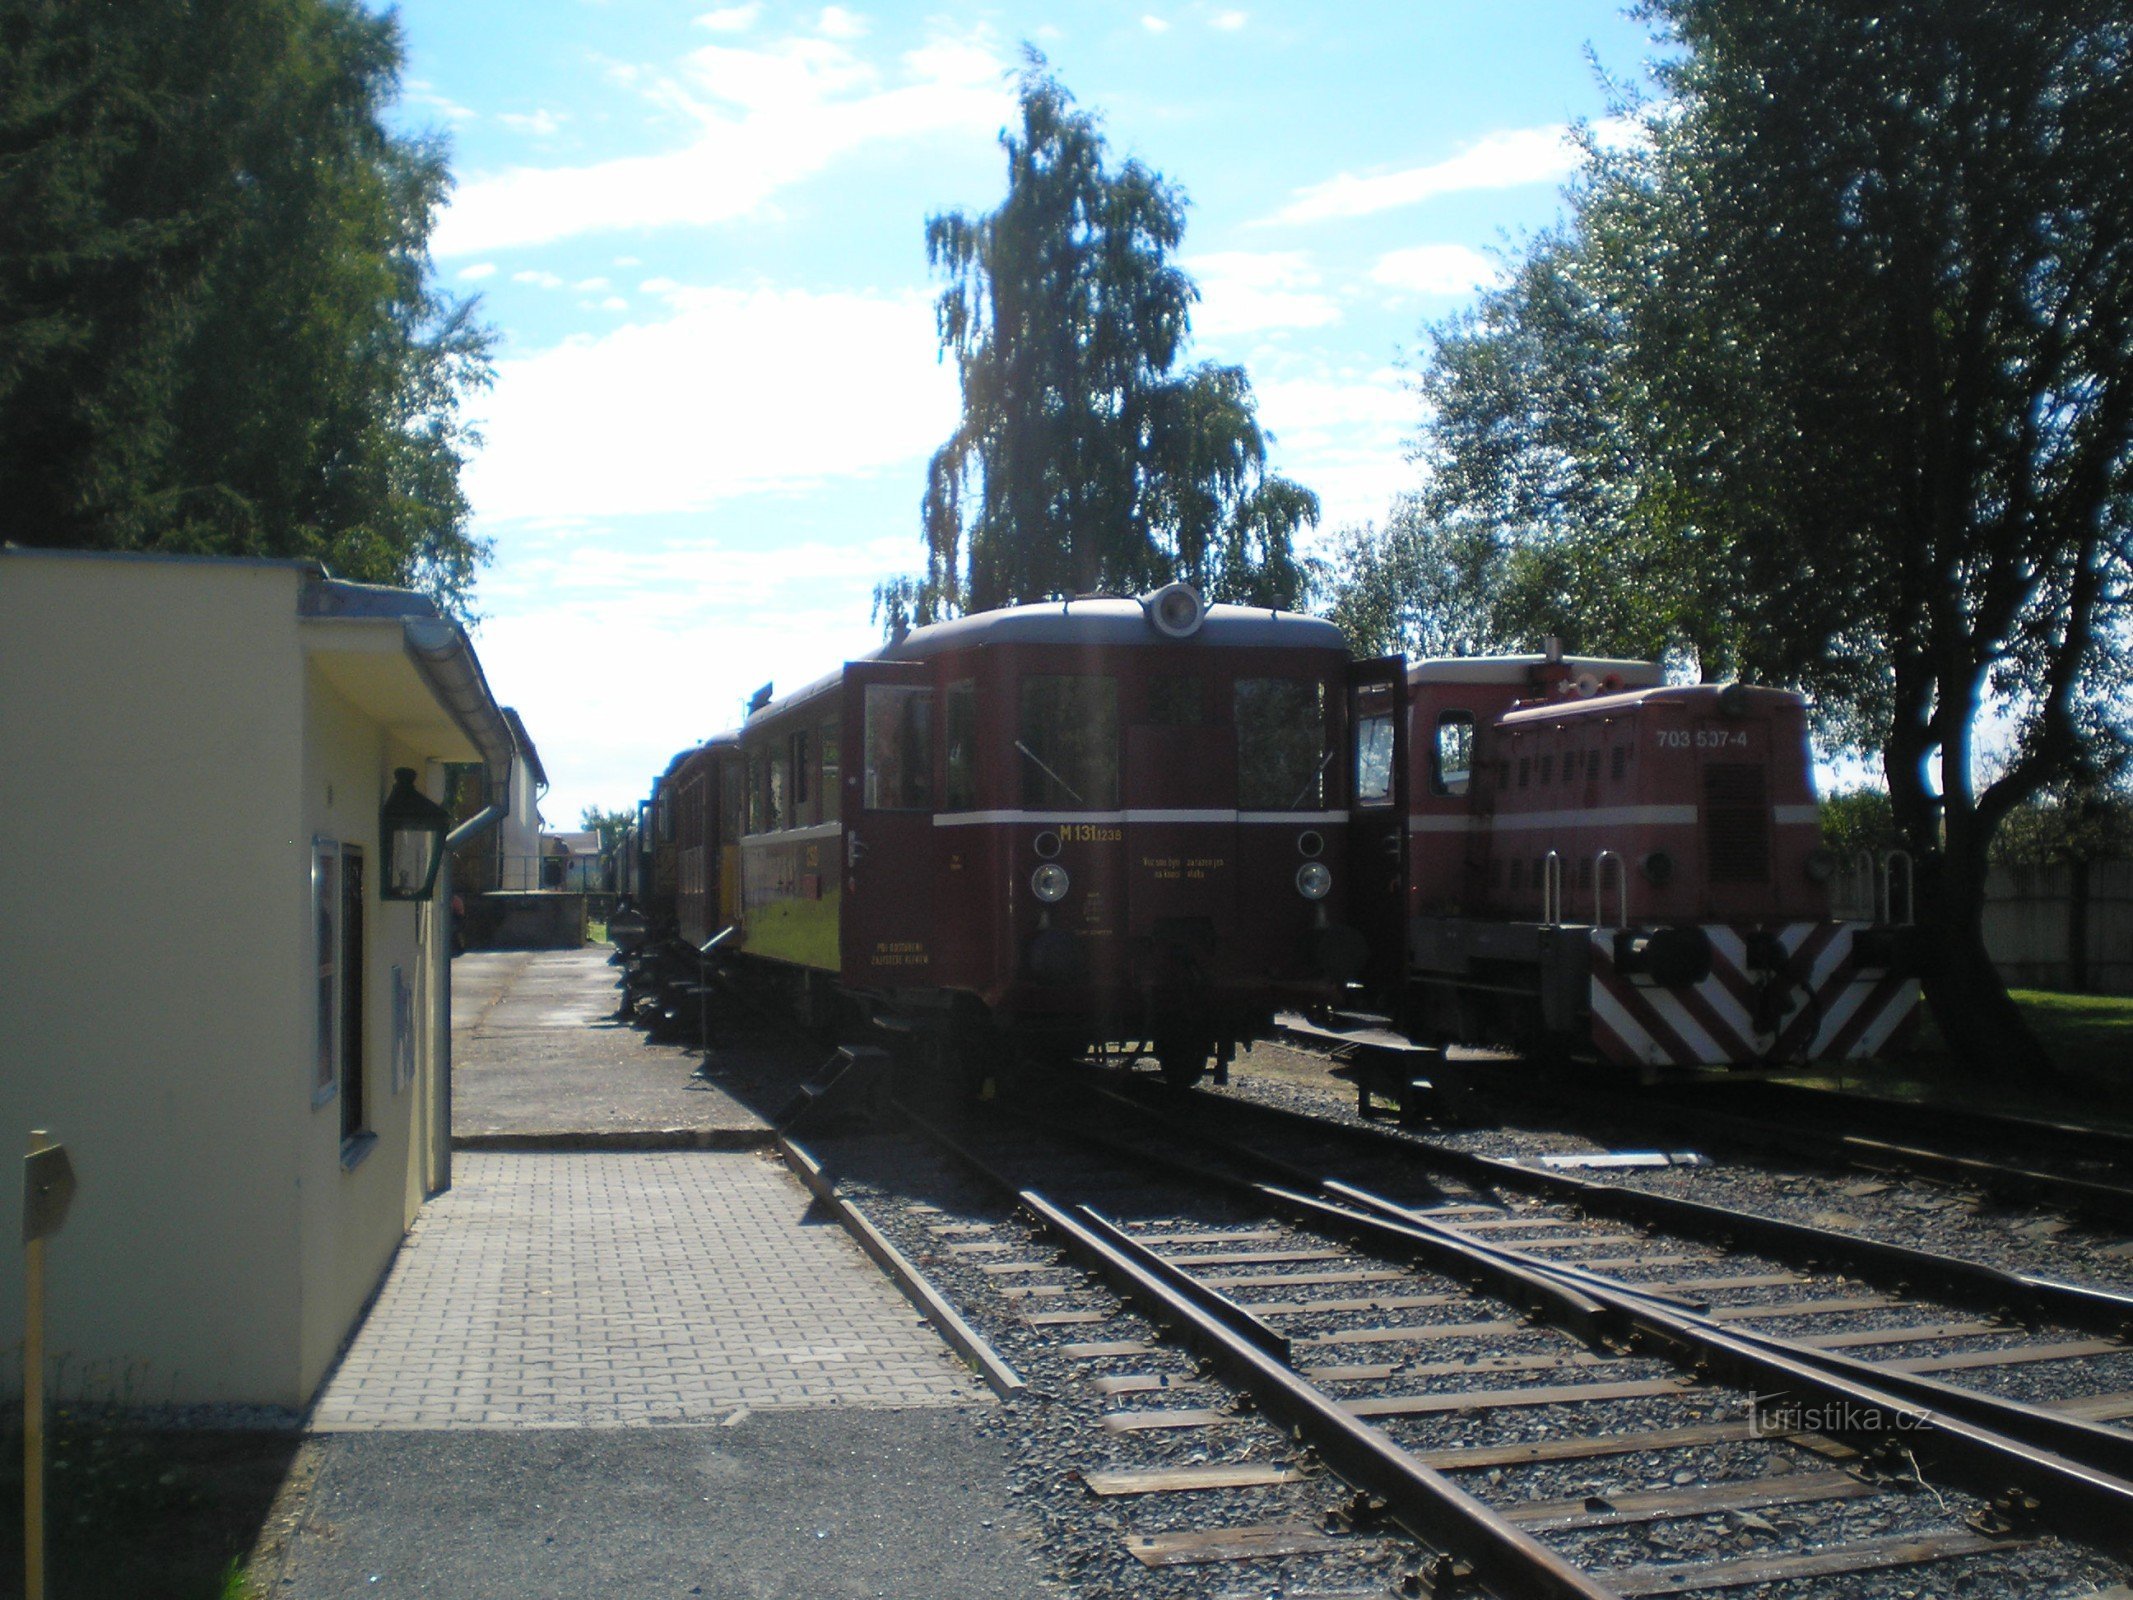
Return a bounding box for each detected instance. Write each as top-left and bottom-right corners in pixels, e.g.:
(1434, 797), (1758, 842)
(1031, 863), (1071, 903)
(1295, 861), (1333, 901)
(1641, 850), (1675, 886)
(1803, 847), (1838, 884)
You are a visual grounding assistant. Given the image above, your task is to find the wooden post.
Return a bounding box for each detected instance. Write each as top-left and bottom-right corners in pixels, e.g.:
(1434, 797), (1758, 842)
(24, 1128), (49, 1600)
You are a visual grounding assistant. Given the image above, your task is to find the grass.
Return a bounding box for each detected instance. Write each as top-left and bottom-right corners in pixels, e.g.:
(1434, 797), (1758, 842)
(1782, 987), (2133, 1124)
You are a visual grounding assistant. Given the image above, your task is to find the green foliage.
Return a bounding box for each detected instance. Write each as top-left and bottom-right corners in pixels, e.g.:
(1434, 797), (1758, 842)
(580, 805), (634, 855)
(1990, 786), (2133, 866)
(881, 54), (1315, 627)
(1819, 789), (1900, 859)
(0, 0), (492, 616)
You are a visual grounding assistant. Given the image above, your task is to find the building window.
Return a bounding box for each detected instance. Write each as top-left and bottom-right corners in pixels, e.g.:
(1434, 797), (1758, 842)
(313, 840), (367, 1141)
(340, 846), (366, 1143)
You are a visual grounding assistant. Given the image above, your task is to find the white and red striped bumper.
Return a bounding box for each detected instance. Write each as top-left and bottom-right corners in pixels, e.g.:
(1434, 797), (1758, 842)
(1589, 922), (1919, 1069)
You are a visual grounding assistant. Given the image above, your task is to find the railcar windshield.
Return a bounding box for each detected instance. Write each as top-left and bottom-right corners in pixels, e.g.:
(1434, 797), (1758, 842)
(1018, 675), (1118, 808)
(1236, 678), (1329, 809)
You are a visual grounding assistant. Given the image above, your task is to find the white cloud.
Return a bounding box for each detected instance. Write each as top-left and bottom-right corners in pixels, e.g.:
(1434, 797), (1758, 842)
(573, 277), (613, 291)
(1252, 368), (1413, 533)
(406, 80), (477, 123)
(435, 30), (1011, 256)
(1142, 14), (1171, 32)
(600, 296), (629, 311)
(512, 270), (564, 288)
(614, 256), (643, 267)
(1209, 9), (1247, 28)
(457, 263), (498, 281)
(497, 109), (565, 137)
(1186, 251), (1339, 339)
(638, 276), (681, 293)
(816, 5), (867, 39)
(695, 3), (760, 31)
(462, 285), (957, 523)
(1368, 243), (1495, 296)
(1263, 119), (1636, 226)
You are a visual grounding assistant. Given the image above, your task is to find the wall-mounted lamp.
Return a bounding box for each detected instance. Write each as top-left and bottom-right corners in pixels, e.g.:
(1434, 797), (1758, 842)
(380, 767), (450, 901)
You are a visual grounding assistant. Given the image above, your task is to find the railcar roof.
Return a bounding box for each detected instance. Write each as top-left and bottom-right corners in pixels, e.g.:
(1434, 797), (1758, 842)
(1408, 654), (1665, 686)
(717, 596), (1348, 735)
(1498, 680), (1804, 725)
(884, 596), (1348, 658)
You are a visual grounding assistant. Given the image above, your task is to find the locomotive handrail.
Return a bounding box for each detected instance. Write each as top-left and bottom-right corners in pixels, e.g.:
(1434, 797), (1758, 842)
(1594, 850), (1628, 930)
(1881, 848), (1915, 926)
(1542, 849), (1564, 926)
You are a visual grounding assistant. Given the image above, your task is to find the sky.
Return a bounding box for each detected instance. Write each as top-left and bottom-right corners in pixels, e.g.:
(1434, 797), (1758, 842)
(390, 1), (1664, 829)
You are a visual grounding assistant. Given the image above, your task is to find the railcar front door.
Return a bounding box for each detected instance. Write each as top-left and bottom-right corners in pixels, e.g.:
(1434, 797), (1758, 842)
(839, 662), (938, 992)
(1347, 656), (1408, 1003)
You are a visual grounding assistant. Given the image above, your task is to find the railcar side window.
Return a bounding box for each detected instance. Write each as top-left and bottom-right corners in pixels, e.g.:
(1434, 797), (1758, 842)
(745, 753), (765, 833)
(1236, 678), (1328, 810)
(1018, 676), (1119, 808)
(864, 685), (934, 811)
(944, 679), (978, 811)
(721, 758), (744, 839)
(791, 729), (811, 817)
(819, 725), (840, 823)
(1434, 712), (1475, 796)
(768, 743), (789, 831)
(1147, 676), (1205, 726)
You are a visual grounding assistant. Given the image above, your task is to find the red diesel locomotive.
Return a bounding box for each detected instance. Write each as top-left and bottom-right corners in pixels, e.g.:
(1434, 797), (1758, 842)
(1363, 647), (1920, 1073)
(645, 585), (1375, 1085)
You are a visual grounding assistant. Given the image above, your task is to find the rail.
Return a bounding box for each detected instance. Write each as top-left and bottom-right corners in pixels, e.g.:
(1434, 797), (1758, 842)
(1594, 849), (1628, 929)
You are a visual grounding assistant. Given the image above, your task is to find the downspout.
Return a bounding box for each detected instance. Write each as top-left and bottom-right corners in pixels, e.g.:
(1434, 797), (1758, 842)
(402, 616), (515, 1196)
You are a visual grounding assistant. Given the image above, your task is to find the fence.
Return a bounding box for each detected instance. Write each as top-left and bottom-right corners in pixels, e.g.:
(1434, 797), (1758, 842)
(490, 853), (617, 894)
(1983, 860), (2133, 995)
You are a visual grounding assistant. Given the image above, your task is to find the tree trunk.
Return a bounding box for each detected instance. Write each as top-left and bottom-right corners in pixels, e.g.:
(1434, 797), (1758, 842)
(1913, 839), (2065, 1087)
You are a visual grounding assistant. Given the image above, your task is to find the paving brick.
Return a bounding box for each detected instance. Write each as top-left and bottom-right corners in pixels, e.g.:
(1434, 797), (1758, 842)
(311, 1150), (983, 1430)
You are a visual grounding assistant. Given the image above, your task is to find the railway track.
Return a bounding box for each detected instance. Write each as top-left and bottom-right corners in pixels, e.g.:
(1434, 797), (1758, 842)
(786, 1070), (2133, 1599)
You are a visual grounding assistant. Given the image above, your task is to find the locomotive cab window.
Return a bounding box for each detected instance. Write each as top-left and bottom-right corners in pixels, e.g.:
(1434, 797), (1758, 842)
(1018, 675), (1118, 808)
(944, 679), (978, 811)
(1352, 684), (1395, 807)
(863, 684), (934, 811)
(1236, 678), (1328, 810)
(1434, 712), (1476, 796)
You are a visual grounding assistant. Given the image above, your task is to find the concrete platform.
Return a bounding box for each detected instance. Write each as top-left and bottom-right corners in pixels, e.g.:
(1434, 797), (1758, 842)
(450, 948), (798, 1145)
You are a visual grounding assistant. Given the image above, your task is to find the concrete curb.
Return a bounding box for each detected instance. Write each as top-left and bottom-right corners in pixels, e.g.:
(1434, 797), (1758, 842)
(452, 1127), (776, 1152)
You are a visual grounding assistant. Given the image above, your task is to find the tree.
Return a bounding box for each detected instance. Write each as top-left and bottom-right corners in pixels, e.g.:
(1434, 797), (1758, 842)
(1392, 0), (2133, 1077)
(580, 806), (635, 857)
(878, 56), (1315, 629)
(0, 0), (491, 616)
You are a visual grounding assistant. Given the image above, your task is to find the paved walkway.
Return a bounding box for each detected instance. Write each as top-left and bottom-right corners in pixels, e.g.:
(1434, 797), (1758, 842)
(451, 948), (784, 1141)
(273, 949), (1053, 1597)
(311, 1150), (978, 1428)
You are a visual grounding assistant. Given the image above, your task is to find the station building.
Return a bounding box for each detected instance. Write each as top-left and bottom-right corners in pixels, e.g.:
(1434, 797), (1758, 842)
(0, 546), (517, 1410)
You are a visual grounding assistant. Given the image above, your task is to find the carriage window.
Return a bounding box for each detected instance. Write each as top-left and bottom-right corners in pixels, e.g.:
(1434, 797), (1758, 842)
(1018, 676), (1118, 808)
(767, 743), (789, 831)
(1146, 676), (1205, 726)
(1236, 678), (1328, 810)
(944, 679), (978, 811)
(819, 724), (840, 823)
(1434, 712), (1475, 796)
(721, 758), (744, 839)
(791, 728), (811, 816)
(864, 684), (934, 810)
(745, 753), (764, 833)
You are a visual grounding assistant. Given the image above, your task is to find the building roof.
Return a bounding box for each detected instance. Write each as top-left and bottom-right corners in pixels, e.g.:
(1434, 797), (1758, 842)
(502, 708), (547, 789)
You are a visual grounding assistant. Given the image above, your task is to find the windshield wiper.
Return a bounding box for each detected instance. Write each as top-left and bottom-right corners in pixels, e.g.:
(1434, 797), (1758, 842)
(1287, 747), (1335, 810)
(1016, 740), (1086, 806)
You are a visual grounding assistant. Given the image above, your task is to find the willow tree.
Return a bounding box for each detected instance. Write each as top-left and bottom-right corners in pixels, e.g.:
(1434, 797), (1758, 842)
(1382, 0), (2133, 1078)
(877, 57), (1314, 630)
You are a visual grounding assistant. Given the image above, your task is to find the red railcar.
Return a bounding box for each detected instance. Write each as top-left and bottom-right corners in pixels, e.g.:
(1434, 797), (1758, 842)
(1371, 650), (1920, 1073)
(664, 586), (1373, 1084)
